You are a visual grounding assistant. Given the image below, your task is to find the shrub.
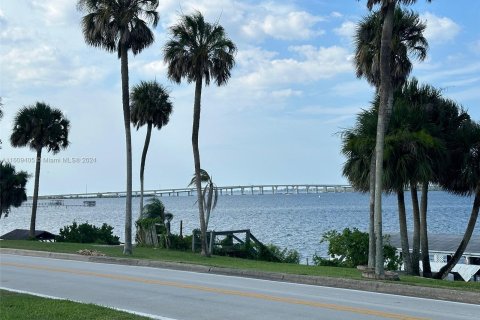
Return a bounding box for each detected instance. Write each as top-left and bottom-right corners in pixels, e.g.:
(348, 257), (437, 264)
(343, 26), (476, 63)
(264, 244), (301, 264)
(313, 228), (401, 270)
(212, 237), (300, 264)
(167, 234), (192, 251)
(57, 221), (120, 245)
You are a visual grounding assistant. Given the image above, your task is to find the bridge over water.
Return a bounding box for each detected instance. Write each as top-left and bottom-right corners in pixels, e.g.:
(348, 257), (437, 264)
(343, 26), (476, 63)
(37, 184), (356, 200)
(37, 184), (443, 200)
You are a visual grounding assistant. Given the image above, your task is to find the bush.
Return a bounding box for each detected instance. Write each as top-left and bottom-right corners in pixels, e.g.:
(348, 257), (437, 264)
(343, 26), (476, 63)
(57, 221), (120, 245)
(313, 228), (401, 270)
(212, 237), (300, 264)
(167, 234), (192, 251)
(255, 243), (300, 264)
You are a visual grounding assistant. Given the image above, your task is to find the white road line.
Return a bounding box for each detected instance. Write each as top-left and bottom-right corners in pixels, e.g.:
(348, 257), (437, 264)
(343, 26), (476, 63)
(0, 286), (180, 320)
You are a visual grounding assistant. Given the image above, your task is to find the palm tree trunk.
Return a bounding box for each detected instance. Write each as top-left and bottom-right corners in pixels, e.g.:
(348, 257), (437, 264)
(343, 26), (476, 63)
(205, 183), (213, 230)
(192, 76), (208, 257)
(397, 189), (413, 274)
(120, 44), (133, 255)
(375, 1), (395, 276)
(434, 184), (480, 279)
(30, 148), (42, 238)
(374, 1), (395, 276)
(368, 154), (376, 269)
(139, 122), (152, 216)
(410, 183), (421, 276)
(420, 182), (432, 277)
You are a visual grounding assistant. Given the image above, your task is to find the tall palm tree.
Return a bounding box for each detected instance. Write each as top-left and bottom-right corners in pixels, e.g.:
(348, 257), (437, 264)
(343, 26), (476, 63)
(434, 120), (479, 279)
(10, 102), (70, 238)
(354, 5), (428, 271)
(130, 80), (173, 216)
(77, 0), (159, 254)
(164, 11), (236, 256)
(0, 161), (29, 218)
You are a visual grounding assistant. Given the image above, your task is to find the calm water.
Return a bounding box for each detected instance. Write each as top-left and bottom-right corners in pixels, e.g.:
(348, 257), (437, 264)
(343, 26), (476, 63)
(1, 191), (477, 263)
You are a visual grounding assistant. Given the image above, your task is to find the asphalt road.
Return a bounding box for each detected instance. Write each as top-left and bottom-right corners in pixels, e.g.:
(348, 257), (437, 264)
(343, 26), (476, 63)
(1, 254), (478, 320)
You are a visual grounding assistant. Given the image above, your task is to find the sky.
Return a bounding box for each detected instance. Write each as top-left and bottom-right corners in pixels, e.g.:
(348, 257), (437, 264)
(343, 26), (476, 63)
(0, 0), (479, 196)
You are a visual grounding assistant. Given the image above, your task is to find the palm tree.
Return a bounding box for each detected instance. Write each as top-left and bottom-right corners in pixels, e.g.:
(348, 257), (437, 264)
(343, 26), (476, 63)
(77, 0), (159, 255)
(164, 11), (236, 256)
(188, 169), (219, 231)
(130, 80), (173, 216)
(0, 161), (29, 218)
(10, 102), (69, 238)
(343, 82), (447, 275)
(354, 5), (428, 271)
(434, 120), (480, 279)
(396, 79), (450, 276)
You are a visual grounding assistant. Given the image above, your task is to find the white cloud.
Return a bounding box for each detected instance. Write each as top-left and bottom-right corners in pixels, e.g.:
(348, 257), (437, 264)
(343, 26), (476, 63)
(31, 0), (76, 25)
(421, 12), (460, 44)
(331, 12), (343, 18)
(237, 45), (352, 88)
(0, 9), (7, 27)
(138, 60), (168, 76)
(0, 46), (107, 88)
(0, 27), (36, 42)
(242, 10), (324, 40)
(334, 21), (356, 39)
(271, 89), (303, 98)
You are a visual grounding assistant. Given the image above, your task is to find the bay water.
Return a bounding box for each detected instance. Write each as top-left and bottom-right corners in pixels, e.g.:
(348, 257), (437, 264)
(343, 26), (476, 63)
(1, 191), (477, 263)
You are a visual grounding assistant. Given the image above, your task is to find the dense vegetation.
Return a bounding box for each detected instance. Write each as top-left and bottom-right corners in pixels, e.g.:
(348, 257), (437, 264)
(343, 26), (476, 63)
(57, 221), (120, 245)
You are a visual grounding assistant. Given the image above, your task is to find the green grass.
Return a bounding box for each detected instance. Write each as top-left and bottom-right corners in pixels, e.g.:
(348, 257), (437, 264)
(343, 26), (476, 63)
(0, 289), (150, 320)
(1, 240), (479, 293)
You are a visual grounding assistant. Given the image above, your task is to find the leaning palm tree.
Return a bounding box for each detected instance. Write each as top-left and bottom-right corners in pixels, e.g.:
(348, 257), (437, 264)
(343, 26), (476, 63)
(354, 5), (428, 271)
(130, 80), (173, 216)
(77, 0), (159, 254)
(164, 11), (236, 256)
(10, 102), (69, 238)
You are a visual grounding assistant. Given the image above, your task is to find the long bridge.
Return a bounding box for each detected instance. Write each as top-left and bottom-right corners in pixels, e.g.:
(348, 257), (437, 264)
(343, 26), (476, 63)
(36, 184), (444, 200)
(37, 184), (356, 200)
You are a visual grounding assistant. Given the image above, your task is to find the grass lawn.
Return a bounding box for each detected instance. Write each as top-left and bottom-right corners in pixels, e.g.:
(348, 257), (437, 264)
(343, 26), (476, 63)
(0, 289), (150, 320)
(1, 240), (479, 293)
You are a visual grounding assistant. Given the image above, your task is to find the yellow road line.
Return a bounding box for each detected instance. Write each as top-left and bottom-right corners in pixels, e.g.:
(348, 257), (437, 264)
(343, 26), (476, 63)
(1, 261), (428, 320)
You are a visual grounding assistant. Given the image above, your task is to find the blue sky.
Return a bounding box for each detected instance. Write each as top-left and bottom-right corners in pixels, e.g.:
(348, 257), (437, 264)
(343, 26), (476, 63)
(1, 0), (479, 196)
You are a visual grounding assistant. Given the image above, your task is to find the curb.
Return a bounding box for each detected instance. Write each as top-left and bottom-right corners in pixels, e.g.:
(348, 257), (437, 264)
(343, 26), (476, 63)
(1, 248), (479, 305)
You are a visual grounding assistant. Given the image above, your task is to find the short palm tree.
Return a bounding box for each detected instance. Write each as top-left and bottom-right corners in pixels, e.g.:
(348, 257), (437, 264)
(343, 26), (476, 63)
(164, 11), (236, 256)
(0, 161), (29, 218)
(77, 0), (159, 254)
(10, 102), (69, 237)
(188, 169), (219, 232)
(130, 80), (173, 216)
(354, 5), (428, 271)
